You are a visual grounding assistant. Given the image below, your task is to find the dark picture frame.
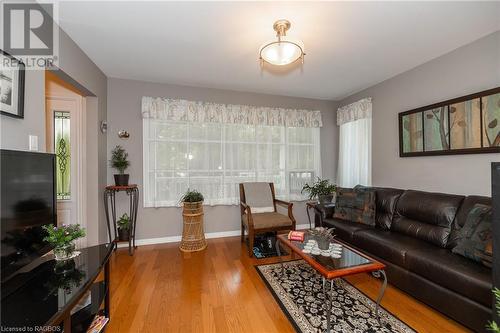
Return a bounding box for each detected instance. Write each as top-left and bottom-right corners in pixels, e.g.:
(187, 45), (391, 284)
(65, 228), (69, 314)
(399, 87), (500, 157)
(0, 50), (25, 119)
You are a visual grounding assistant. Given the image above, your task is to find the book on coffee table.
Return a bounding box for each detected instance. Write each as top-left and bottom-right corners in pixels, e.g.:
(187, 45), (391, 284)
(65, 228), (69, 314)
(287, 231), (305, 242)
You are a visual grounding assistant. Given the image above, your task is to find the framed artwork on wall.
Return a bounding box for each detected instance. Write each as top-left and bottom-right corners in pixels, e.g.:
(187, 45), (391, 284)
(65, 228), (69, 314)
(399, 87), (500, 157)
(0, 50), (25, 119)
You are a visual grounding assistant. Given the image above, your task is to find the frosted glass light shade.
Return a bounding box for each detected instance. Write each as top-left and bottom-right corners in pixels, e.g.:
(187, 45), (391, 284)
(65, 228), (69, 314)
(259, 37), (304, 66)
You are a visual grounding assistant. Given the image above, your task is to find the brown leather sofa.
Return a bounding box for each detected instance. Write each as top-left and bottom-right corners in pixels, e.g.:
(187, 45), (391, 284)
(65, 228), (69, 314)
(315, 186), (492, 332)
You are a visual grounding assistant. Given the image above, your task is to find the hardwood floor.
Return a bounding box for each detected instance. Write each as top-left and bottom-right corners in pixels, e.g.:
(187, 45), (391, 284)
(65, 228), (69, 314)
(106, 236), (470, 333)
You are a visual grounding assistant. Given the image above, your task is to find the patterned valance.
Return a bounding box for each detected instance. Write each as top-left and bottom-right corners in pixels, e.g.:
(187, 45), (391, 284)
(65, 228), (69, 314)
(337, 97), (372, 126)
(141, 96), (323, 128)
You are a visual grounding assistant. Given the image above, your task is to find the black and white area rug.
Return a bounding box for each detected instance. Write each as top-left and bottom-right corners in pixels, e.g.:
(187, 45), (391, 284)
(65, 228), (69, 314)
(256, 260), (416, 333)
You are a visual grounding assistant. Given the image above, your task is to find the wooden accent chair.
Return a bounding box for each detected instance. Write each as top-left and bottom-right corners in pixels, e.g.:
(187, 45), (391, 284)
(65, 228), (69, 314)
(239, 182), (296, 257)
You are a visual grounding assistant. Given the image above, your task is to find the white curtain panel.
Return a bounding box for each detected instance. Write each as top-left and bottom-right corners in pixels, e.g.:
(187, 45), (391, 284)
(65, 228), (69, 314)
(142, 97), (322, 207)
(337, 98), (372, 188)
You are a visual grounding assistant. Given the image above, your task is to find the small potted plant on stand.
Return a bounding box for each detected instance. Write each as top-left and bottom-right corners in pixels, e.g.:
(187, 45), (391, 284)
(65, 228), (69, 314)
(110, 145), (130, 186)
(179, 189), (207, 252)
(301, 177), (337, 205)
(42, 224), (86, 261)
(117, 213), (131, 241)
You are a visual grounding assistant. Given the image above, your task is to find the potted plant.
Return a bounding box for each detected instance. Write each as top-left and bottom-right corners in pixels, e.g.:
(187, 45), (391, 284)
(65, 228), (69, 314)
(110, 145), (130, 186)
(488, 288), (500, 332)
(117, 213), (131, 241)
(180, 189), (204, 212)
(301, 177), (337, 205)
(179, 189), (207, 252)
(42, 224), (86, 261)
(309, 227), (335, 250)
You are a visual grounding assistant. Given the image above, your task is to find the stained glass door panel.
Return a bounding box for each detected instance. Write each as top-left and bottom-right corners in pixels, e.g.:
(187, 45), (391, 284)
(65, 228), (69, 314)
(54, 111), (71, 200)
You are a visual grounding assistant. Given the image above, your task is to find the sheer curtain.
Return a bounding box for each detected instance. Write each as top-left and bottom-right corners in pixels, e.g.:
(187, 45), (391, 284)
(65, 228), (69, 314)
(337, 98), (372, 188)
(142, 97), (322, 207)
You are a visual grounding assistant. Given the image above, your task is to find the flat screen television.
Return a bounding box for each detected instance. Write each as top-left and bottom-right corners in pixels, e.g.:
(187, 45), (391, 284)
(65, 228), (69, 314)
(1, 149), (56, 282)
(492, 162), (500, 323)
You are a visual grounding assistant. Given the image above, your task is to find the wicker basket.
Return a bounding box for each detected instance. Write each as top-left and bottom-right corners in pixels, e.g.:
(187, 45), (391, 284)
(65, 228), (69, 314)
(179, 201), (207, 252)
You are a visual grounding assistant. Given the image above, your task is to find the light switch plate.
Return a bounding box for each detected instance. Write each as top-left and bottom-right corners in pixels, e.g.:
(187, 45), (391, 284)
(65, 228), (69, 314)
(29, 135), (38, 151)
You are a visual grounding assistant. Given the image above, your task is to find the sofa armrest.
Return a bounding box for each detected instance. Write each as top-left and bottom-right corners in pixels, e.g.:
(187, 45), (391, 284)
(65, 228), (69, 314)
(313, 204), (335, 219)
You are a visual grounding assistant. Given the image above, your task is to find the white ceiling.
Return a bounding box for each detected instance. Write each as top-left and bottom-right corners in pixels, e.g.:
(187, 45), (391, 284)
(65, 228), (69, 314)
(58, 1), (500, 100)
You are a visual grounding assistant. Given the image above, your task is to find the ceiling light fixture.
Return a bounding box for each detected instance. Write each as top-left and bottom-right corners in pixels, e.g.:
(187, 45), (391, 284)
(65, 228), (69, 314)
(259, 19), (305, 66)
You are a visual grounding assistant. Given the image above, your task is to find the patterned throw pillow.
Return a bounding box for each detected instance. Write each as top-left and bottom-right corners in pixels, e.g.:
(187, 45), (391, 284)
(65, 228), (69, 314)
(452, 204), (492, 267)
(333, 187), (376, 226)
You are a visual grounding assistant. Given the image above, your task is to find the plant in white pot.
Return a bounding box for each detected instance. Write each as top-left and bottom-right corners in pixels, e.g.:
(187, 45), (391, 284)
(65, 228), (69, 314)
(301, 177), (337, 205)
(42, 224), (86, 261)
(110, 145), (130, 186)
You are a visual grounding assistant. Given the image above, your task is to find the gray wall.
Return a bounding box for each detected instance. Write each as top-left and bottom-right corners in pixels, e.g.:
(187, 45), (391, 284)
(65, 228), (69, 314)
(1, 71), (46, 150)
(0, 24), (108, 245)
(107, 78), (338, 240)
(57, 29), (108, 245)
(338, 31), (500, 196)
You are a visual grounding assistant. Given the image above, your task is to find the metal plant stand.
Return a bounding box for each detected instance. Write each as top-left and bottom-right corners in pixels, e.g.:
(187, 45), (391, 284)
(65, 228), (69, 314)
(104, 185), (139, 255)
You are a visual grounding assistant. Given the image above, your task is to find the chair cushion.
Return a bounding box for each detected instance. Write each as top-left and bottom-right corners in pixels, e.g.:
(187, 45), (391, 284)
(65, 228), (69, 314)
(406, 246), (492, 307)
(333, 187), (376, 226)
(452, 204), (492, 267)
(322, 218), (372, 243)
(448, 195), (492, 248)
(392, 190), (464, 248)
(243, 212), (292, 229)
(242, 182), (274, 213)
(352, 229), (429, 268)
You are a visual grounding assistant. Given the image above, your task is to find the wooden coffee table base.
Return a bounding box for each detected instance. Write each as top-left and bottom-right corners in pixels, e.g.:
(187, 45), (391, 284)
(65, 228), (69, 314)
(275, 237), (387, 333)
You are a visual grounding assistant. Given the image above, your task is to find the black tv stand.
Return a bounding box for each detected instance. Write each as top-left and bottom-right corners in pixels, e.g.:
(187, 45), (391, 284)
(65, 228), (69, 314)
(1, 244), (113, 333)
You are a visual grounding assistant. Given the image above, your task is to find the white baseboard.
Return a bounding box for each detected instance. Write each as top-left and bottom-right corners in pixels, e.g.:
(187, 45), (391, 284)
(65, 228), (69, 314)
(117, 223), (310, 248)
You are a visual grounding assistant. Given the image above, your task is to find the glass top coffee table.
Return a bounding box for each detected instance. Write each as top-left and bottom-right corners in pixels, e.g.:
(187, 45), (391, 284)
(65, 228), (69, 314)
(276, 232), (387, 333)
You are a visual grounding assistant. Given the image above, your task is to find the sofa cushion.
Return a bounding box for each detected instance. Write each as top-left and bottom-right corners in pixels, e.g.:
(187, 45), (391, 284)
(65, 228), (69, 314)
(448, 195), (492, 248)
(452, 204), (492, 267)
(355, 185), (404, 230)
(352, 229), (429, 268)
(392, 190), (464, 248)
(406, 246), (492, 307)
(333, 187), (376, 226)
(322, 218), (372, 243)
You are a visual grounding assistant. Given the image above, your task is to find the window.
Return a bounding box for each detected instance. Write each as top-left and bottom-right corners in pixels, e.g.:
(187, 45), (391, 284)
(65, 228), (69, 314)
(143, 120), (321, 207)
(54, 111), (71, 200)
(337, 98), (372, 188)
